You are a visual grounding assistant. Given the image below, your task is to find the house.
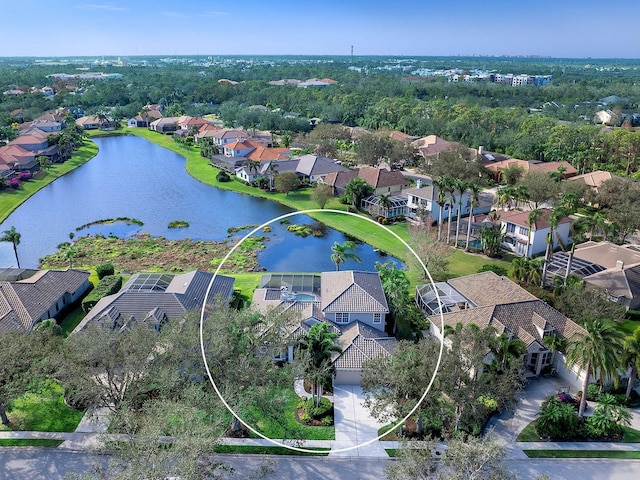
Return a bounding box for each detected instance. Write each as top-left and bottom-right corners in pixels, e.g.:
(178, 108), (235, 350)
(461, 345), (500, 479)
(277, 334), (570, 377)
(149, 117), (180, 134)
(75, 271), (235, 333)
(6, 134), (60, 163)
(545, 241), (640, 310)
(0, 269), (91, 335)
(417, 271), (586, 380)
(127, 110), (162, 128)
(75, 116), (103, 130)
(28, 120), (62, 132)
(411, 135), (468, 161)
(569, 170), (620, 194)
(194, 123), (223, 142)
(0, 145), (40, 174)
(403, 181), (493, 223)
(321, 167), (409, 197)
(209, 129), (249, 148)
(177, 116), (210, 131)
(497, 208), (572, 258)
(594, 109), (619, 126)
(251, 271), (392, 384)
(484, 159), (577, 182)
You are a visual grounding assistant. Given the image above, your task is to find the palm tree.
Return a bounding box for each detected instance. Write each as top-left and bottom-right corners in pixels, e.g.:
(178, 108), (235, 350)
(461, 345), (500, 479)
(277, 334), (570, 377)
(491, 334), (527, 372)
(433, 177), (450, 242)
(445, 179), (456, 244)
(621, 327), (640, 399)
(540, 207), (568, 287)
(377, 193), (392, 218)
(565, 318), (625, 417)
(330, 241), (361, 271)
(525, 208), (543, 259)
(266, 161), (278, 191)
(465, 183), (482, 250)
(564, 219), (589, 284)
(453, 179), (468, 247)
(299, 323), (342, 407)
(1, 226), (21, 268)
(246, 160), (261, 182)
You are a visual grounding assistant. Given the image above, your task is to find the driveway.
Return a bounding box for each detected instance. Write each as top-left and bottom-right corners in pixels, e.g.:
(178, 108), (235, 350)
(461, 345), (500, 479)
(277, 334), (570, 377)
(330, 384), (388, 457)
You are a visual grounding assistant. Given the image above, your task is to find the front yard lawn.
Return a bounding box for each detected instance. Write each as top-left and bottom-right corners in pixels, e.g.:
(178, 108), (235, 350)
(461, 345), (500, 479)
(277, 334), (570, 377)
(517, 419), (640, 443)
(239, 388), (334, 441)
(0, 379), (84, 433)
(524, 450), (640, 459)
(0, 439), (64, 447)
(214, 445), (330, 456)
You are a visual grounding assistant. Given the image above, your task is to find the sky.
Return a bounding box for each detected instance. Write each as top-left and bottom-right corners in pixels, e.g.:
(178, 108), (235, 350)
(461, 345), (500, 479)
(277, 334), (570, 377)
(2, 0), (639, 58)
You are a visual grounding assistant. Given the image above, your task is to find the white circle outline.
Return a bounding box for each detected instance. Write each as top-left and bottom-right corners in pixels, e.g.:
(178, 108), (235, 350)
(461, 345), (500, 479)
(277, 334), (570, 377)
(200, 209), (444, 453)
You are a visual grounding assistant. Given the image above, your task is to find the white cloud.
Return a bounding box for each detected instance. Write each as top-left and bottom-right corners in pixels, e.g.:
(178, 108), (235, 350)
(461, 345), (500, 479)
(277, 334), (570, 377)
(199, 11), (228, 17)
(161, 11), (191, 18)
(78, 3), (127, 11)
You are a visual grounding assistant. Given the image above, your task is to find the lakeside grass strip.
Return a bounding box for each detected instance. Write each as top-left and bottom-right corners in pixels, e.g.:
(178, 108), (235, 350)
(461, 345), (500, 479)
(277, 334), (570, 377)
(0, 142), (99, 223)
(523, 450), (640, 459)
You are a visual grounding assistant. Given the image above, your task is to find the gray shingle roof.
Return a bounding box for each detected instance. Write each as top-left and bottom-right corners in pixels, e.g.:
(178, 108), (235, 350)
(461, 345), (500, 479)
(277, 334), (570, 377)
(333, 321), (396, 369)
(0, 269), (90, 334)
(76, 271), (234, 332)
(447, 271), (536, 307)
(321, 271), (389, 314)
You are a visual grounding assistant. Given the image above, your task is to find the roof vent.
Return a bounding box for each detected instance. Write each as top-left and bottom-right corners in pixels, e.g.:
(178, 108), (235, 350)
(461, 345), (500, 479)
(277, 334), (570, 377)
(617, 260), (625, 270)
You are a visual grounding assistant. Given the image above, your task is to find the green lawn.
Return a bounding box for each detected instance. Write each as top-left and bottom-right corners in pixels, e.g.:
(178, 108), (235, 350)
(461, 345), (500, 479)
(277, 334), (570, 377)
(0, 439), (64, 447)
(213, 445), (330, 456)
(239, 388), (334, 441)
(0, 142), (99, 223)
(58, 306), (86, 337)
(0, 379), (84, 433)
(524, 450), (640, 459)
(619, 320), (640, 336)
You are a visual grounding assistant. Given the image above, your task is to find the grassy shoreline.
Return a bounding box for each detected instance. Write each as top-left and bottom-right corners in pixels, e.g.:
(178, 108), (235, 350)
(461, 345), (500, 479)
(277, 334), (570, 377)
(0, 142), (99, 223)
(122, 127), (511, 283)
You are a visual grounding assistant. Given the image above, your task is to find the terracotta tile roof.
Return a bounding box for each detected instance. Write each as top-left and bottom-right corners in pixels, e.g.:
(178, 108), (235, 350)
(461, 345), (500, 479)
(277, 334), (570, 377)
(357, 167), (408, 189)
(498, 208), (571, 230)
(569, 170), (618, 189)
(321, 170), (358, 188)
(411, 135), (462, 157)
(246, 147), (291, 162)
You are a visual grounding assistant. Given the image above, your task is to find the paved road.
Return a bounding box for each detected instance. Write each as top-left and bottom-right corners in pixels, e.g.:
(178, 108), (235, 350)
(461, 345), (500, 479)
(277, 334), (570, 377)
(2, 449), (640, 480)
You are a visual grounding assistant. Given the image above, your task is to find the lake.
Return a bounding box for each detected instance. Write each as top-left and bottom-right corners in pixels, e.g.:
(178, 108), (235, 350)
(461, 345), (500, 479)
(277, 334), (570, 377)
(0, 135), (400, 272)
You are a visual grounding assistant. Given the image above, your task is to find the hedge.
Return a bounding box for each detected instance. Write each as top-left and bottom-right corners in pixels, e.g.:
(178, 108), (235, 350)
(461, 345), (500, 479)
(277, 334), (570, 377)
(82, 275), (122, 312)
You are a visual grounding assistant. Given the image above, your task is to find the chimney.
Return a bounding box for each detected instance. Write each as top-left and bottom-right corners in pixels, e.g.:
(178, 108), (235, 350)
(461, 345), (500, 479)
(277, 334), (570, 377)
(617, 260), (625, 270)
(416, 179), (422, 189)
(478, 145), (484, 155)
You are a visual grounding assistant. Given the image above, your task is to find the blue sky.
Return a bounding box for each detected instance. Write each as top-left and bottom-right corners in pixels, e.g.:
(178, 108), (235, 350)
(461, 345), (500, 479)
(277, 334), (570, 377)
(3, 0), (639, 58)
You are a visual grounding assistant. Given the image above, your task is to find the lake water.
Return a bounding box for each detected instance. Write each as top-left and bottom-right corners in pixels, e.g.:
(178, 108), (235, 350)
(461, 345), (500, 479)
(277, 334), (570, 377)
(0, 135), (400, 271)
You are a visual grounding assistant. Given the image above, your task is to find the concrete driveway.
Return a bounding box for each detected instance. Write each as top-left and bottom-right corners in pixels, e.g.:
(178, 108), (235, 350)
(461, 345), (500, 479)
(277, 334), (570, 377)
(330, 384), (388, 457)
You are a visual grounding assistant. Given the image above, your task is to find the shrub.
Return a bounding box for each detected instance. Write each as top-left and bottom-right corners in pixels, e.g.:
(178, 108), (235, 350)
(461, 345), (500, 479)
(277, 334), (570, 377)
(17, 171), (31, 181)
(9, 178), (20, 188)
(95, 263), (115, 280)
(300, 397), (332, 420)
(82, 275), (122, 312)
(585, 394), (632, 439)
(535, 395), (579, 440)
(478, 264), (509, 276)
(338, 195), (351, 205)
(216, 171), (231, 182)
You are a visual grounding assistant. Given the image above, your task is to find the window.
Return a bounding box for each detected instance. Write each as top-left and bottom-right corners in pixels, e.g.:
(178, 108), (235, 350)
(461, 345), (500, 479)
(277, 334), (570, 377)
(506, 223), (516, 233)
(373, 313), (381, 324)
(335, 313), (350, 324)
(519, 226), (529, 236)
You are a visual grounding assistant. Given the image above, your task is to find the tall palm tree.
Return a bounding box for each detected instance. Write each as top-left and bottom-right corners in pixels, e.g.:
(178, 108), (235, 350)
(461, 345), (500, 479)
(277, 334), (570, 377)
(540, 207), (568, 287)
(1, 226), (21, 268)
(527, 209), (542, 258)
(330, 241), (361, 271)
(491, 334), (527, 372)
(453, 179), (469, 247)
(267, 161), (278, 191)
(433, 177), (449, 242)
(246, 160), (261, 181)
(465, 183), (482, 250)
(621, 327), (640, 399)
(377, 193), (392, 218)
(299, 323), (342, 406)
(445, 179), (456, 244)
(564, 219), (589, 284)
(565, 318), (625, 417)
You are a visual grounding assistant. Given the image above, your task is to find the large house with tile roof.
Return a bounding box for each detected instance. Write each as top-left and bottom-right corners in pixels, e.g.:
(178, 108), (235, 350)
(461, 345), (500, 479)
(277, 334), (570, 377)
(0, 269), (91, 335)
(497, 208), (572, 258)
(321, 167), (408, 197)
(545, 241), (640, 310)
(484, 158), (577, 183)
(76, 271), (235, 333)
(416, 271), (586, 379)
(251, 271), (393, 384)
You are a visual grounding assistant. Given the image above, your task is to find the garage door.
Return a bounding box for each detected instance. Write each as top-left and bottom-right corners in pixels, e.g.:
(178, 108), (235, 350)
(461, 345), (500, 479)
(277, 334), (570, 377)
(335, 369), (361, 385)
